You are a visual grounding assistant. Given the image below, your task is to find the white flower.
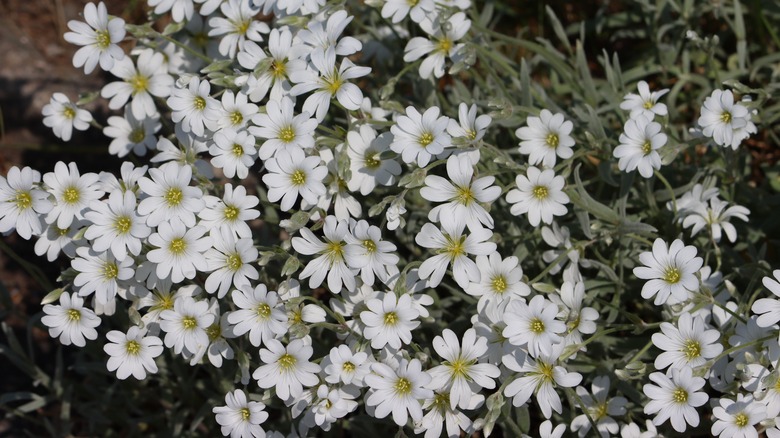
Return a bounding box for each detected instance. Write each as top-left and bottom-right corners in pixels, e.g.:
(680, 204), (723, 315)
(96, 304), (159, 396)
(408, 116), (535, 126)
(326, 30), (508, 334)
(72, 246), (134, 306)
(643, 366), (708, 433)
(506, 166), (569, 227)
(84, 189), (150, 260)
(0, 166), (52, 239)
(344, 219), (399, 286)
(146, 218), (212, 283)
(571, 376), (627, 438)
(516, 110), (575, 168)
(390, 106), (451, 168)
(289, 47), (371, 121)
(208, 0), (268, 59)
(503, 294), (566, 357)
(386, 200), (407, 231)
(209, 128), (257, 179)
(613, 114), (666, 178)
(365, 359), (434, 426)
(711, 394), (766, 438)
(63, 1), (125, 74)
(197, 184), (260, 239)
(44, 162), (104, 230)
(414, 392), (477, 438)
(308, 385), (359, 431)
(148, 0), (195, 22)
(250, 97), (317, 161)
(103, 326), (163, 380)
(216, 90), (258, 132)
(752, 270), (780, 328)
(292, 216), (357, 292)
(196, 301), (235, 368)
(415, 220), (496, 288)
(34, 220), (83, 261)
(403, 12), (471, 79)
(322, 344), (370, 386)
(620, 80), (669, 119)
(159, 296), (215, 356)
(103, 107), (160, 158)
(101, 48), (173, 119)
(360, 292), (421, 350)
(502, 345), (582, 418)
(552, 281), (598, 350)
(467, 252), (530, 310)
(137, 161), (205, 227)
(253, 338), (321, 401)
(42, 292), (100, 347)
(213, 389), (269, 438)
(236, 29), (307, 103)
(420, 154), (501, 231)
(652, 312), (724, 371)
(167, 76), (220, 137)
(227, 283), (287, 347)
(295, 10), (362, 58)
(633, 238), (703, 306)
(42, 93), (93, 141)
(346, 126), (401, 195)
(204, 227), (259, 298)
(262, 147), (327, 212)
(698, 89), (752, 149)
(448, 102), (492, 145)
(427, 328), (500, 409)
(681, 197), (750, 243)
(381, 0), (435, 23)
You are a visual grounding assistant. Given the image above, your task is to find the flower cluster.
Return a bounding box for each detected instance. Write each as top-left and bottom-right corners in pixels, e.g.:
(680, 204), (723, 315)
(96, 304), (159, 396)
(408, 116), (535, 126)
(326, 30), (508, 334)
(4, 0), (776, 437)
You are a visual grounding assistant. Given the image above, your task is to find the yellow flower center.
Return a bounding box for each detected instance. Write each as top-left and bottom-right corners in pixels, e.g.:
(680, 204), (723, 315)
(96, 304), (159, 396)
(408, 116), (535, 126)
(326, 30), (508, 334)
(643, 100), (654, 109)
(384, 311), (398, 326)
(440, 234), (466, 261)
(230, 111), (243, 126)
(290, 169), (306, 186)
(234, 20), (250, 35)
(342, 362), (356, 373)
(114, 216), (132, 234)
(683, 340), (701, 360)
(734, 412), (749, 428)
(271, 60), (286, 79)
(593, 402), (608, 419)
(364, 153), (381, 169)
(546, 133), (559, 148)
(126, 340), (141, 355)
(240, 407), (251, 421)
(394, 377), (412, 395)
(13, 191), (32, 210)
(532, 185), (549, 200)
(63, 187), (80, 204)
(150, 292), (174, 312)
(206, 322), (222, 341)
(720, 111), (732, 124)
(491, 276), (507, 293)
(129, 74), (149, 95)
(193, 96), (206, 111)
(232, 143), (244, 157)
(325, 74), (343, 95)
(278, 353), (297, 370)
(325, 241), (345, 266)
(169, 237), (187, 255)
(454, 186), (475, 205)
(256, 303), (271, 319)
(672, 387), (688, 403)
(407, 0), (418, 5)
(129, 128), (146, 144)
(164, 188), (183, 207)
(56, 227), (70, 236)
(62, 106), (76, 120)
(538, 361), (554, 381)
(103, 262), (119, 280)
(663, 267), (681, 284)
(530, 318), (545, 334)
(95, 30), (111, 49)
(418, 132), (434, 147)
(182, 316), (197, 329)
(467, 129), (477, 140)
(278, 126), (295, 143)
(642, 140), (652, 155)
(449, 358), (470, 377)
(226, 253), (243, 271)
(67, 308), (81, 321)
(437, 38), (453, 53)
(362, 239), (376, 253)
(223, 205), (240, 220)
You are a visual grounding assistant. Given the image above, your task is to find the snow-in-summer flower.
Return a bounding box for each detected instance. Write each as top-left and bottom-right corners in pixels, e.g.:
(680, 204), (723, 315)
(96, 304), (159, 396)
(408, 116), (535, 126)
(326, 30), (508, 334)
(0, 166), (52, 240)
(415, 220), (496, 288)
(365, 358), (433, 426)
(103, 326), (163, 380)
(346, 126), (401, 195)
(506, 166), (569, 227)
(360, 292), (420, 350)
(403, 12), (471, 79)
(249, 96), (317, 160)
(253, 338), (321, 401)
(390, 106), (451, 168)
(516, 109), (575, 168)
(620, 80), (669, 119)
(63, 2), (126, 74)
(633, 238), (704, 306)
(698, 89), (752, 149)
(613, 114), (667, 178)
(262, 147), (327, 212)
(213, 389), (269, 438)
(42, 93), (93, 141)
(503, 294), (566, 357)
(643, 366), (708, 433)
(42, 292), (101, 347)
(292, 216), (357, 292)
(167, 76), (220, 137)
